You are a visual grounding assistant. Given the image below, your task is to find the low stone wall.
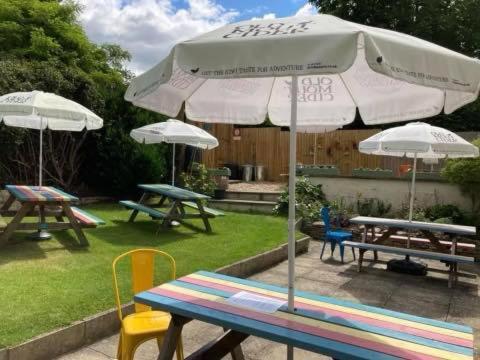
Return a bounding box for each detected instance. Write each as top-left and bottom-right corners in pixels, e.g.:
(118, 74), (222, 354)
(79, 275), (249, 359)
(307, 175), (471, 212)
(0, 237), (310, 360)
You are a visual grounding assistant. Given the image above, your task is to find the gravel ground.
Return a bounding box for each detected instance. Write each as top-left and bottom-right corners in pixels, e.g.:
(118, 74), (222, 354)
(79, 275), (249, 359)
(227, 181), (285, 193)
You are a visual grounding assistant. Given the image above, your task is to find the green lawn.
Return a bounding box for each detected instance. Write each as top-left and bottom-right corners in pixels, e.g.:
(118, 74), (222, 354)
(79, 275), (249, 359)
(0, 203), (290, 348)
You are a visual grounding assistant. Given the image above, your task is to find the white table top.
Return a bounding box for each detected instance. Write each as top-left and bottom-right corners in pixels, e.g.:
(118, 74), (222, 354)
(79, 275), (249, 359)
(350, 216), (476, 236)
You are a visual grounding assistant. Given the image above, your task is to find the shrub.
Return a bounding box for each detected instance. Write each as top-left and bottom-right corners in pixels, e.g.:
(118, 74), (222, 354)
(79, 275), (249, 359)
(180, 163), (216, 196)
(424, 204), (464, 224)
(273, 176), (326, 220)
(441, 138), (480, 222)
(356, 197), (392, 217)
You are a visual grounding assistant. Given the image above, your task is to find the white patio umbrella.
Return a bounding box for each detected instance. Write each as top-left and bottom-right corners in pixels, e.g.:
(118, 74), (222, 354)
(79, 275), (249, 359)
(0, 90), (103, 239)
(359, 122), (479, 222)
(0, 90), (103, 186)
(124, 15), (480, 356)
(130, 119), (219, 185)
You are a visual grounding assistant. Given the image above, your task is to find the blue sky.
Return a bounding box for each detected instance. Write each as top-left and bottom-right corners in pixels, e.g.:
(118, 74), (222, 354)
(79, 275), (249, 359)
(207, 0), (311, 19)
(79, 0), (317, 73)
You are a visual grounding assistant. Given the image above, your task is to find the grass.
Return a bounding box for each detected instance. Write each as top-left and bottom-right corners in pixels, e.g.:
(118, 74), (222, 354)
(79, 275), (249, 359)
(0, 203), (291, 348)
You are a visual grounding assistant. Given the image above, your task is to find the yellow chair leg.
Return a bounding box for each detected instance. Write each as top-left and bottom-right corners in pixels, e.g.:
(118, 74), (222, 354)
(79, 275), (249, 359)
(116, 332), (123, 360)
(176, 335), (184, 360)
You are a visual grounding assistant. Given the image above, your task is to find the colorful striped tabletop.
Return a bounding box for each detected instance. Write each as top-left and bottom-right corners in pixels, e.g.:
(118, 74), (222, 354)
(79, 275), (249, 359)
(135, 271), (474, 360)
(6, 185), (79, 203)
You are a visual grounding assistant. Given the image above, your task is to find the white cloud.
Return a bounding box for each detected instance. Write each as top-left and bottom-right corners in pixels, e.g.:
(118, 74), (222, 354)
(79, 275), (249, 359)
(78, 0), (238, 73)
(295, 3), (317, 17)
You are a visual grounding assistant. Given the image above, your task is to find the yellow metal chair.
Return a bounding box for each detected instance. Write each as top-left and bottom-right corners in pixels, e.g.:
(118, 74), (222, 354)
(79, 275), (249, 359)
(112, 249), (184, 360)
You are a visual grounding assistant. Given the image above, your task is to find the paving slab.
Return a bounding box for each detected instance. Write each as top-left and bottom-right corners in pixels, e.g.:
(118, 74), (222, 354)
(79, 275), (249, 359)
(58, 239), (480, 360)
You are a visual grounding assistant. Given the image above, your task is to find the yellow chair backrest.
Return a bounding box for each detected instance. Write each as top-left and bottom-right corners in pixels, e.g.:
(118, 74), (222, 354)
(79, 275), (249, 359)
(112, 249), (176, 320)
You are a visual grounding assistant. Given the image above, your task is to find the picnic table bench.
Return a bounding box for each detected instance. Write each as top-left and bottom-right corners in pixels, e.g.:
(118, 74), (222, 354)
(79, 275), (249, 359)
(120, 184), (224, 232)
(135, 271), (474, 360)
(345, 216), (479, 287)
(0, 185), (104, 246)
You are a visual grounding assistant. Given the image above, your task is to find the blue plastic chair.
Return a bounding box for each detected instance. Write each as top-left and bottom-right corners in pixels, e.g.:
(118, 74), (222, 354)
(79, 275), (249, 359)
(320, 207), (355, 263)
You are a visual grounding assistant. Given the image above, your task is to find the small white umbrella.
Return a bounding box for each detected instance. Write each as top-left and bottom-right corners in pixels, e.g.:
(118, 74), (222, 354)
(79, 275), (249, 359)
(125, 15), (480, 356)
(0, 90), (103, 239)
(0, 90), (103, 186)
(130, 119), (218, 185)
(359, 122), (479, 222)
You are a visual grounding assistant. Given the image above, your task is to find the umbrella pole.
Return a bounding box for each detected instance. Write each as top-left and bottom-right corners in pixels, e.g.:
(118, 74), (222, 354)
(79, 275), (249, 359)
(287, 75), (298, 360)
(39, 125), (43, 187)
(172, 143), (175, 186)
(407, 153), (418, 254)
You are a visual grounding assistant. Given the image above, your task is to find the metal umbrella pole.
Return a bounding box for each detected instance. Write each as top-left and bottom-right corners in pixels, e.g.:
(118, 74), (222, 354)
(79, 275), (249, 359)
(172, 143), (176, 186)
(31, 122), (52, 240)
(287, 75), (298, 360)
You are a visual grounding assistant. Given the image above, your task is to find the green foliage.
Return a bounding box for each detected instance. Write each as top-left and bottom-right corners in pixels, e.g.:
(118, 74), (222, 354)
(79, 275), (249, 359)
(308, 0), (480, 131)
(273, 176), (326, 220)
(356, 197), (392, 217)
(180, 163), (216, 196)
(424, 204), (464, 224)
(0, 0), (168, 194)
(441, 138), (480, 220)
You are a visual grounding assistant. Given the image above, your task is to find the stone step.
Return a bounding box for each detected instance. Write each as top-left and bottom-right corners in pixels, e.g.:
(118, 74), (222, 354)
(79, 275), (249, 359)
(224, 191), (281, 202)
(208, 199), (277, 214)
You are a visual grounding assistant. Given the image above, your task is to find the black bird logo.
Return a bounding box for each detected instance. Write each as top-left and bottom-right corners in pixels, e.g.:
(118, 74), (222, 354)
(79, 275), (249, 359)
(191, 67), (200, 74)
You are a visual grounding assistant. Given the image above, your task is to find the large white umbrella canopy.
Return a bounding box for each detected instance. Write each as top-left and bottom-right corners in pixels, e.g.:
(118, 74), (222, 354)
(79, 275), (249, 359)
(130, 119), (219, 184)
(0, 90), (103, 186)
(125, 15), (480, 352)
(359, 122), (479, 221)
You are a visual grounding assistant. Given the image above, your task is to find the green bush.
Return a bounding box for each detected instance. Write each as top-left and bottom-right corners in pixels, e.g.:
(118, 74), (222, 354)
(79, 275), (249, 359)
(424, 204), (464, 224)
(442, 138), (480, 222)
(273, 176), (326, 220)
(356, 197), (392, 217)
(180, 163), (216, 196)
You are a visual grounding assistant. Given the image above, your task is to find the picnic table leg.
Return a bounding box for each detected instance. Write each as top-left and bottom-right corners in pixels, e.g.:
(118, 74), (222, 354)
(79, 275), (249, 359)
(162, 200), (180, 229)
(196, 200), (212, 233)
(186, 329), (248, 360)
(157, 315), (190, 360)
(61, 204), (89, 246)
(0, 194), (15, 212)
(358, 249), (365, 273)
(128, 193), (149, 222)
(0, 203), (33, 246)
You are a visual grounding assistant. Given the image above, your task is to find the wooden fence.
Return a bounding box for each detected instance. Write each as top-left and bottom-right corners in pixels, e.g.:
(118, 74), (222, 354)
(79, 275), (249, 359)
(200, 125), (476, 182)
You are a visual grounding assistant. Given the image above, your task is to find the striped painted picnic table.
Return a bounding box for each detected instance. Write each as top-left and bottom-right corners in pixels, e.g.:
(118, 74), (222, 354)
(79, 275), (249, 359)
(5, 185), (79, 202)
(0, 185), (103, 246)
(135, 271), (474, 360)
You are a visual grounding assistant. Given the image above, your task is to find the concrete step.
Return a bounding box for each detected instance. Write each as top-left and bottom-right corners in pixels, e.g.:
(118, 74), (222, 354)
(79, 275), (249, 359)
(224, 191), (281, 202)
(208, 199), (277, 214)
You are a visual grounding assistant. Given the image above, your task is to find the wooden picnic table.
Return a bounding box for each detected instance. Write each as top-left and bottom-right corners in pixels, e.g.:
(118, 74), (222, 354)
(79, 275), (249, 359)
(0, 185), (104, 246)
(123, 184), (217, 232)
(348, 216), (478, 286)
(135, 271), (474, 360)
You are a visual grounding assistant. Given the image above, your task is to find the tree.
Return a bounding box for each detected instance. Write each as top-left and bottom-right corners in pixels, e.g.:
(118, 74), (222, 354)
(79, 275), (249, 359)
(0, 0), (169, 195)
(308, 0), (480, 131)
(441, 138), (480, 222)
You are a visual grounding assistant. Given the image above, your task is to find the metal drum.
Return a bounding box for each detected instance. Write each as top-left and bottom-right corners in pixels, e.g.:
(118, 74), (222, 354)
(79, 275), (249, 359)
(242, 164), (253, 182)
(255, 165), (265, 181)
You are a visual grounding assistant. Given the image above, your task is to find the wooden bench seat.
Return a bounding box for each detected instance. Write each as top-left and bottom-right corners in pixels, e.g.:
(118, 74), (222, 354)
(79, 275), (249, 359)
(343, 240), (474, 287)
(119, 200), (167, 219)
(182, 201), (225, 217)
(343, 241), (474, 263)
(71, 207), (105, 227)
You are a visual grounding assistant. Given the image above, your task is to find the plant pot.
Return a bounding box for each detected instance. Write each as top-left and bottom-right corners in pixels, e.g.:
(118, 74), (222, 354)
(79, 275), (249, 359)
(214, 189), (226, 199)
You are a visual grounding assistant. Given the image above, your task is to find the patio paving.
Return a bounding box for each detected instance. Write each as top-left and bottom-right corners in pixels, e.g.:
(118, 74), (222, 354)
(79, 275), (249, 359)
(57, 241), (480, 359)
